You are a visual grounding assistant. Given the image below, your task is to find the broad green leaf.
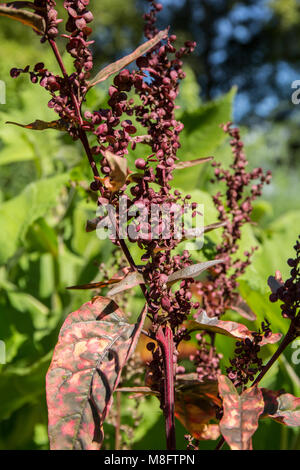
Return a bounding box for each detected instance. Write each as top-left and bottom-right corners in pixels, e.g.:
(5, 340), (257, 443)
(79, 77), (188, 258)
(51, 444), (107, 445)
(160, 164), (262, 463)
(7, 291), (50, 335)
(172, 88), (236, 190)
(0, 174), (69, 264)
(0, 352), (52, 420)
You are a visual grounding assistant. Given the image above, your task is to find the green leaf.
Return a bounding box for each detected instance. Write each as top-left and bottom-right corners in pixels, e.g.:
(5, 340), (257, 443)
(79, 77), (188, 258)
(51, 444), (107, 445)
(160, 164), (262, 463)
(0, 174), (69, 264)
(172, 88), (236, 190)
(0, 353), (51, 421)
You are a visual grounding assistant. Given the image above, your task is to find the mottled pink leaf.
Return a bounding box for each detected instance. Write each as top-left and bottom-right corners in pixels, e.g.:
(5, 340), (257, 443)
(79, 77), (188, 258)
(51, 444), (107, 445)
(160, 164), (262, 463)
(218, 375), (264, 450)
(262, 390), (300, 427)
(46, 297), (147, 450)
(88, 29), (168, 88)
(188, 310), (281, 345)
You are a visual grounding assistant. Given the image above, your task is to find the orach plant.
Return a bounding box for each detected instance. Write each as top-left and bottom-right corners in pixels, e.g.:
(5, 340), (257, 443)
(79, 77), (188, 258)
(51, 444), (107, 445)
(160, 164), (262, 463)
(1, 0), (299, 451)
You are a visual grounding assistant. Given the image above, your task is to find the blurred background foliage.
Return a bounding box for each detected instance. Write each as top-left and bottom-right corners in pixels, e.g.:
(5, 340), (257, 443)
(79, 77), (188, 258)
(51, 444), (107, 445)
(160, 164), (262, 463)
(0, 0), (299, 450)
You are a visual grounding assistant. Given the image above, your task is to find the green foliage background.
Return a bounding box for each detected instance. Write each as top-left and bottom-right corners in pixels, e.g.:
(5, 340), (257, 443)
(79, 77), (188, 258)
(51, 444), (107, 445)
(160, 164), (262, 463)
(0, 0), (299, 450)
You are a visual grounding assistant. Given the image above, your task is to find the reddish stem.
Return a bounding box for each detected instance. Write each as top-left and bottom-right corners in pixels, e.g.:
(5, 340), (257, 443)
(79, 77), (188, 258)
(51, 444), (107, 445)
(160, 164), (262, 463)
(157, 325), (176, 450)
(252, 322), (295, 386)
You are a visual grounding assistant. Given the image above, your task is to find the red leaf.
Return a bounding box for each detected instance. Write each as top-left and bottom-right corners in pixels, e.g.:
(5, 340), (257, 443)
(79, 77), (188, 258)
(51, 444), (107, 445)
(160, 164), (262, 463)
(188, 310), (281, 345)
(262, 390), (300, 427)
(88, 29), (168, 88)
(6, 119), (68, 131)
(46, 297), (147, 449)
(218, 375), (264, 450)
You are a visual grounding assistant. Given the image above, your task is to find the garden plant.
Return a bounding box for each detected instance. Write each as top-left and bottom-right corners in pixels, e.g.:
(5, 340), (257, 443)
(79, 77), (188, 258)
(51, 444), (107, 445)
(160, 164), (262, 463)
(0, 0), (299, 451)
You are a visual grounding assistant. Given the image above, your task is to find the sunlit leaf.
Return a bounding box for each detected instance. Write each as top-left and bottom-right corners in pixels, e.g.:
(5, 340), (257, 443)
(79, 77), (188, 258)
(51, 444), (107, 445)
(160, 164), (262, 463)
(97, 150), (128, 193)
(0, 4), (45, 33)
(106, 271), (144, 297)
(167, 259), (225, 285)
(46, 297), (147, 449)
(88, 29), (168, 88)
(188, 310), (281, 345)
(262, 389), (300, 427)
(218, 375), (264, 450)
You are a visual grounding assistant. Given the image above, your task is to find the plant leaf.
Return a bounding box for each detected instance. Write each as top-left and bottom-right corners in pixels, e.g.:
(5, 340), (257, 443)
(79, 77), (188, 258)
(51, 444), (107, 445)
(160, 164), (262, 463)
(218, 375), (264, 450)
(175, 379), (221, 440)
(268, 275), (283, 294)
(229, 296), (257, 321)
(98, 150), (128, 193)
(167, 259), (225, 285)
(88, 28), (168, 88)
(174, 156), (214, 169)
(0, 4), (45, 33)
(66, 279), (120, 291)
(183, 221), (226, 240)
(187, 310), (281, 345)
(106, 271), (145, 297)
(46, 297), (147, 450)
(6, 119), (69, 131)
(0, 174), (69, 264)
(262, 390), (300, 426)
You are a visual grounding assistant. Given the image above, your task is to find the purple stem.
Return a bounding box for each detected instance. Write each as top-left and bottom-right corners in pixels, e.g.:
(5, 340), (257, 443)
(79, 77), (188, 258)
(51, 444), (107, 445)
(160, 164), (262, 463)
(157, 325), (176, 450)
